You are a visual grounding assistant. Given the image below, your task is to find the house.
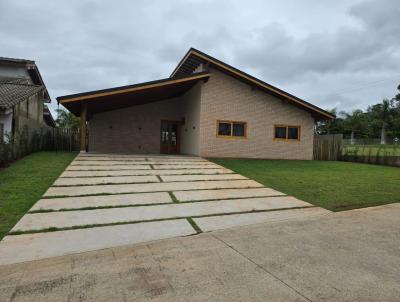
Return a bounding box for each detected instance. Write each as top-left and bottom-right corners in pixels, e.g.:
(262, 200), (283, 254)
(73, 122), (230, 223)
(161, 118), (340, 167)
(0, 57), (52, 141)
(57, 48), (334, 159)
(43, 105), (56, 127)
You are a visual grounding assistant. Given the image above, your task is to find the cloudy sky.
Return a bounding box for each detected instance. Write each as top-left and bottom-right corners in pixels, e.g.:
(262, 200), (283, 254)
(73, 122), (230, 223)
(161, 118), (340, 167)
(1, 0), (399, 115)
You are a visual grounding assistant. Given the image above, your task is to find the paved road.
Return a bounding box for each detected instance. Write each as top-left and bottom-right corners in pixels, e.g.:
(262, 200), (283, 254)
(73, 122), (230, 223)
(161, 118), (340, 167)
(1, 203), (399, 301)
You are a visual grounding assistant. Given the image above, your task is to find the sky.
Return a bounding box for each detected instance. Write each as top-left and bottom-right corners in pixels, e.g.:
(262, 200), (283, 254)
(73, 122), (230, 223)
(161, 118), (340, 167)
(0, 0), (399, 116)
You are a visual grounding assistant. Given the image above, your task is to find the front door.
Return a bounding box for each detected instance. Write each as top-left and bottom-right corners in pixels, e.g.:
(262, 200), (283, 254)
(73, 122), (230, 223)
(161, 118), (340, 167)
(160, 120), (180, 154)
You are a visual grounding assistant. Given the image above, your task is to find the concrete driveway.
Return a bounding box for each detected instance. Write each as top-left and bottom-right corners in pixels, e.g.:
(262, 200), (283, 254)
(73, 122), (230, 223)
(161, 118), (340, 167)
(0, 203), (399, 301)
(0, 153), (327, 265)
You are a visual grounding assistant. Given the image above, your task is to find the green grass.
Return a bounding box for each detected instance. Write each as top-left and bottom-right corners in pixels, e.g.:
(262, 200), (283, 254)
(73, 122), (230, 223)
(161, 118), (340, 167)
(210, 158), (400, 212)
(342, 145), (400, 156)
(0, 151), (77, 239)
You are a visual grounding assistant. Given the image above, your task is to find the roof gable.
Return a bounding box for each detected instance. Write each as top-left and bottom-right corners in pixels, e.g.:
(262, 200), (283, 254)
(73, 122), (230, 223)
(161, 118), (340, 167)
(171, 48), (335, 120)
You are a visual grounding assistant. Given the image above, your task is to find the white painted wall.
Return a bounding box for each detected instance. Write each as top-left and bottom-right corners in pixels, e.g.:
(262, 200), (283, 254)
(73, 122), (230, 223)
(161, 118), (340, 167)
(0, 112), (13, 141)
(0, 65), (30, 80)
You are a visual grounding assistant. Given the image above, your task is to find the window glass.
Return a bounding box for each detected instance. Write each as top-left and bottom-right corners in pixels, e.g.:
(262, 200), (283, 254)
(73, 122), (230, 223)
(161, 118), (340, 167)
(161, 123), (168, 144)
(288, 127), (299, 140)
(275, 126), (286, 139)
(171, 124), (178, 145)
(218, 122), (231, 136)
(0, 123), (3, 142)
(233, 123), (245, 137)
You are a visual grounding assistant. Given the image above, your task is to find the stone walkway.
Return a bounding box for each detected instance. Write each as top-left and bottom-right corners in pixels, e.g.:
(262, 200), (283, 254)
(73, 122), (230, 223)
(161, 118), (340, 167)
(0, 153), (329, 265)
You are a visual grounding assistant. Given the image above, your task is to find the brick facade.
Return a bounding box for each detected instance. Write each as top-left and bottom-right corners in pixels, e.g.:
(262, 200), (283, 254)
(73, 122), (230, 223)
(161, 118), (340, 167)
(89, 97), (183, 154)
(88, 68), (314, 159)
(199, 68), (314, 159)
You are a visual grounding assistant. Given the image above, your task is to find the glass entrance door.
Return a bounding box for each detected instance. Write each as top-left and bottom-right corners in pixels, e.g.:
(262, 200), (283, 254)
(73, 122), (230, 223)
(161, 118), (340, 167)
(160, 121), (180, 154)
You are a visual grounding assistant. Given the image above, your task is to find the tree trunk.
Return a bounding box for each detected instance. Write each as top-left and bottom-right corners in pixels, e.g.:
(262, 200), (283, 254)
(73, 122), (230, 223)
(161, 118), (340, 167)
(350, 131), (355, 145)
(380, 123), (386, 145)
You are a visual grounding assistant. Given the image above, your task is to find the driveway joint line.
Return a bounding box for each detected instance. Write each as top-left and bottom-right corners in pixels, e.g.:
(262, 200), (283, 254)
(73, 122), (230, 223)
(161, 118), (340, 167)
(168, 192), (179, 203)
(186, 217), (202, 233)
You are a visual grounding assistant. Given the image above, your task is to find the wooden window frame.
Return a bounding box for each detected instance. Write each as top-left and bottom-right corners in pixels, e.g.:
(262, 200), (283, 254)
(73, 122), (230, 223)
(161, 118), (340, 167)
(216, 120), (247, 139)
(273, 125), (301, 141)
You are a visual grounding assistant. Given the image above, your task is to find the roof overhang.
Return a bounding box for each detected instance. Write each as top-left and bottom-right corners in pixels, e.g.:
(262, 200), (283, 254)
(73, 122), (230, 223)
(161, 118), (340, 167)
(171, 48), (335, 120)
(57, 72), (210, 116)
(43, 105), (56, 127)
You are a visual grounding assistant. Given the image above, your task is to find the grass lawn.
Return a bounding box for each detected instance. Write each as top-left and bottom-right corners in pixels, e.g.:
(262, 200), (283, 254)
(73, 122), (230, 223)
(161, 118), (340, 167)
(210, 158), (400, 212)
(0, 152), (77, 239)
(342, 145), (400, 156)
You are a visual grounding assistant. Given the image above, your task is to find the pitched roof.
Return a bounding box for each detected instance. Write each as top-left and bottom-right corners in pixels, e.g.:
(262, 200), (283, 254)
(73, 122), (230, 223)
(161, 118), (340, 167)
(43, 105), (56, 127)
(0, 76), (45, 109)
(0, 57), (35, 65)
(57, 72), (210, 116)
(171, 48), (335, 120)
(0, 57), (50, 100)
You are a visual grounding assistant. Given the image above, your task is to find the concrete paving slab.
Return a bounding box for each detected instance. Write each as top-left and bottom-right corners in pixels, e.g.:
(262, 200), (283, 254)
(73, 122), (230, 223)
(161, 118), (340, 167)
(70, 160), (213, 166)
(60, 168), (234, 178)
(75, 156), (206, 162)
(70, 160), (152, 166)
(147, 157), (206, 162)
(30, 192), (172, 211)
(43, 179), (263, 197)
(0, 219), (195, 265)
(53, 175), (160, 186)
(78, 153), (201, 159)
(12, 196), (311, 231)
(174, 187), (285, 201)
(194, 207), (329, 231)
(153, 164), (222, 169)
(74, 157), (148, 161)
(161, 174), (247, 182)
(77, 153), (149, 158)
(66, 165), (152, 171)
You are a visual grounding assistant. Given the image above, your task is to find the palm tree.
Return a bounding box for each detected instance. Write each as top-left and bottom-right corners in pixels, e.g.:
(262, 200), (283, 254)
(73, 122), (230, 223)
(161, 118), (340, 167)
(368, 100), (391, 144)
(341, 109), (367, 144)
(56, 109), (80, 129)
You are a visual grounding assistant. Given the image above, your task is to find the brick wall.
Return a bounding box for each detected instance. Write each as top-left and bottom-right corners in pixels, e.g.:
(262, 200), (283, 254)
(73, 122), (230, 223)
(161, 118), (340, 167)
(199, 68), (314, 160)
(88, 97), (184, 154)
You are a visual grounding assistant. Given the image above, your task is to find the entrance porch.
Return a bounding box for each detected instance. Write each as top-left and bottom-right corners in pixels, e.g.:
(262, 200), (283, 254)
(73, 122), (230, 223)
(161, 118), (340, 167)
(57, 72), (209, 155)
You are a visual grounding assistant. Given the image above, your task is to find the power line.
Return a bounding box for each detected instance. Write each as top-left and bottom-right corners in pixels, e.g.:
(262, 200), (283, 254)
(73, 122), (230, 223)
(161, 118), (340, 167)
(325, 76), (400, 98)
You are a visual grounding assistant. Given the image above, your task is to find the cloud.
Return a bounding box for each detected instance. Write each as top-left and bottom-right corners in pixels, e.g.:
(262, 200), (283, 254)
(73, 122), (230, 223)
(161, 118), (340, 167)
(0, 0), (399, 114)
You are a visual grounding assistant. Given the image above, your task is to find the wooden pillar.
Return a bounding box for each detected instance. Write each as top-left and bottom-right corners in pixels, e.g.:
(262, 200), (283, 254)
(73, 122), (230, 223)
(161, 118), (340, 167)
(80, 102), (87, 152)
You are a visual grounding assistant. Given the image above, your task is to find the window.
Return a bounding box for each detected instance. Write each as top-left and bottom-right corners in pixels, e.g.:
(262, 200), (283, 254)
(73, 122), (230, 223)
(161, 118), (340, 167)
(274, 125), (300, 141)
(218, 122), (231, 136)
(217, 121), (246, 138)
(275, 126), (286, 139)
(0, 123), (3, 142)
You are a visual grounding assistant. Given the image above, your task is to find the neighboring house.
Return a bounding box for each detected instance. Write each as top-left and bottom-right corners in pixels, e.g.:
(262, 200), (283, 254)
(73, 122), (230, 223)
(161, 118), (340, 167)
(0, 57), (52, 141)
(57, 48), (334, 159)
(43, 105), (56, 127)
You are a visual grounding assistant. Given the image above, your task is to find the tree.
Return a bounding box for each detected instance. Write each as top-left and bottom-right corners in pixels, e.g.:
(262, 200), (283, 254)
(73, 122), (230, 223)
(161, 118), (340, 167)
(56, 109), (80, 129)
(367, 99), (392, 144)
(341, 109), (367, 144)
(315, 108), (344, 135)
